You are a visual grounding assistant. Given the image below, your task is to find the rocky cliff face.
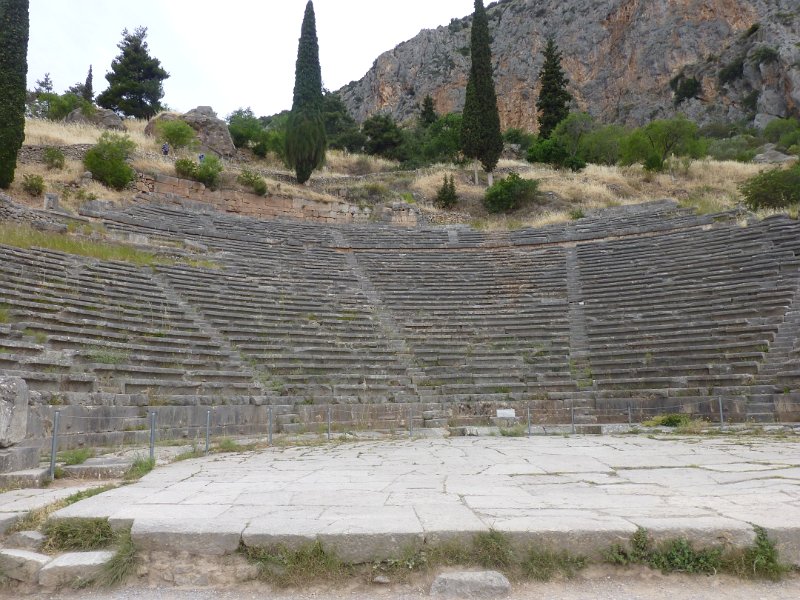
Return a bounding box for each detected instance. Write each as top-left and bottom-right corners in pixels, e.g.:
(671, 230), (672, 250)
(338, 0), (800, 130)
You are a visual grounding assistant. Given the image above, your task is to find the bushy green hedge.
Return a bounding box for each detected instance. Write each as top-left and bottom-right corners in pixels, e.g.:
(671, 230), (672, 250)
(739, 164), (800, 210)
(435, 174), (458, 209)
(484, 173), (539, 213)
(83, 133), (136, 190)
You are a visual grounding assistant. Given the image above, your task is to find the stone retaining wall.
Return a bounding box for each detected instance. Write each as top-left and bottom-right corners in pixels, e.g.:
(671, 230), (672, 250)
(135, 173), (372, 224)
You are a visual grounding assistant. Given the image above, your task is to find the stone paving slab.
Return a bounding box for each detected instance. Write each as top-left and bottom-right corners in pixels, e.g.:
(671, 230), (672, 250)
(49, 437), (800, 564)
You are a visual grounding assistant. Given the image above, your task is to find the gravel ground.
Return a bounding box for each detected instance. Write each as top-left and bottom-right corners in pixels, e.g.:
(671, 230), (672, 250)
(8, 569), (800, 600)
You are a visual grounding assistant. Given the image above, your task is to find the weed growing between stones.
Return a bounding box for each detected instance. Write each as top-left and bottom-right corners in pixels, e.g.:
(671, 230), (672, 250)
(243, 541), (352, 588)
(604, 526), (792, 579)
(124, 456), (155, 481)
(6, 485), (117, 534)
(44, 518), (115, 552)
(520, 548), (588, 581)
(499, 425), (527, 437)
(95, 529), (138, 587)
(58, 447), (95, 466)
(643, 414), (692, 427)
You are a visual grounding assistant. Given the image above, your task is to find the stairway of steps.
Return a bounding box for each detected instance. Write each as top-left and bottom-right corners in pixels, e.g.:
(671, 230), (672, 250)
(750, 283), (800, 421)
(149, 270), (262, 394)
(565, 246), (596, 422)
(335, 231), (423, 402)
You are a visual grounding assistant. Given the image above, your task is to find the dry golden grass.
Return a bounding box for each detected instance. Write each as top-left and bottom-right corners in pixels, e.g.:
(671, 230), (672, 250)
(323, 150), (398, 176)
(8, 160), (127, 212)
(24, 118), (155, 150)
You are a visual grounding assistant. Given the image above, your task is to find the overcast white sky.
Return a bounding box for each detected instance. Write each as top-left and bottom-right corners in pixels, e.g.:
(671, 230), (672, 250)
(28, 0), (474, 119)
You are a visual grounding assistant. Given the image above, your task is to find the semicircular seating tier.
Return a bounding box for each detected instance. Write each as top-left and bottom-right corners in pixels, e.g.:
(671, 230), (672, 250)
(1, 199), (799, 446)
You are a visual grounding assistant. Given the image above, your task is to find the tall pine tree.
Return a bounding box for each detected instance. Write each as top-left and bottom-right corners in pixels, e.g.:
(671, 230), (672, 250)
(460, 0), (503, 185)
(285, 1), (326, 184)
(536, 38), (572, 139)
(0, 0), (29, 189)
(97, 27), (168, 119)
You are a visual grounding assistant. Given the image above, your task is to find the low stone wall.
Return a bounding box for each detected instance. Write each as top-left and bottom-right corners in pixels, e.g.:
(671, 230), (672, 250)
(135, 173), (372, 224)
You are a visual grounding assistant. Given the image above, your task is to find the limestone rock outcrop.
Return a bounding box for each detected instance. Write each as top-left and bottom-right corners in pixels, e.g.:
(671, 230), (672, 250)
(146, 106), (236, 157)
(338, 0), (800, 130)
(65, 107), (125, 130)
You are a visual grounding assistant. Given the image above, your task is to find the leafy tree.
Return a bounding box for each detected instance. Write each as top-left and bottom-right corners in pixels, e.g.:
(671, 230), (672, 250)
(536, 38), (572, 139)
(621, 116), (705, 171)
(0, 0), (29, 189)
(38, 92), (92, 121)
(503, 128), (536, 153)
(34, 72), (53, 94)
(68, 65), (94, 102)
(580, 124), (626, 165)
(420, 95), (438, 128)
(321, 91), (364, 152)
(420, 113), (463, 164)
(227, 107), (263, 149)
(285, 1), (326, 184)
(97, 27), (169, 119)
(460, 0), (503, 184)
(552, 112), (595, 158)
(362, 113), (404, 159)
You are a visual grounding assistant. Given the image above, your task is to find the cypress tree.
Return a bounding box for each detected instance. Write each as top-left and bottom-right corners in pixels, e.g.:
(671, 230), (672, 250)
(97, 27), (169, 119)
(83, 65), (94, 102)
(536, 38), (572, 139)
(285, 1), (326, 184)
(460, 0), (503, 185)
(0, 0), (29, 189)
(420, 95), (437, 128)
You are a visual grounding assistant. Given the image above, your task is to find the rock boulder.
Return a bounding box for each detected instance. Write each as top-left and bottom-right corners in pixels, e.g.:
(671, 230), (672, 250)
(65, 107), (125, 130)
(145, 106), (236, 158)
(0, 378), (29, 448)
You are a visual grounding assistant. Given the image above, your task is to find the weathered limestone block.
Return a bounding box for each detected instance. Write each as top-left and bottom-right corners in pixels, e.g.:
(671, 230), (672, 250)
(430, 571), (511, 599)
(0, 377), (29, 448)
(38, 551), (115, 588)
(0, 549), (51, 582)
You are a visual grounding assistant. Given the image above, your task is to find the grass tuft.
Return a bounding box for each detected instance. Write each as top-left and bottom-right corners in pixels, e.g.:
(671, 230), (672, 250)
(95, 529), (138, 587)
(472, 530), (515, 569)
(521, 547), (587, 581)
(44, 518), (115, 552)
(124, 456), (155, 481)
(58, 447), (95, 466)
(244, 541), (350, 588)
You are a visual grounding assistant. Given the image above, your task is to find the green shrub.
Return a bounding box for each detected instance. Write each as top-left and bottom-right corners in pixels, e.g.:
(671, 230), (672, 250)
(671, 76), (701, 105)
(527, 137), (569, 166)
(740, 164), (800, 210)
(43, 147), (65, 170)
(253, 129), (287, 160)
(707, 136), (759, 162)
(751, 46), (780, 64)
(22, 174), (45, 196)
(434, 174), (458, 209)
(227, 108), (264, 149)
(719, 57), (745, 84)
(174, 155), (224, 190)
(83, 133), (136, 190)
(156, 120), (196, 150)
(643, 414), (692, 427)
(38, 92), (93, 121)
(503, 128), (536, 152)
(484, 173), (539, 214)
(238, 169), (268, 196)
(763, 118), (799, 143)
(174, 157), (197, 180)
